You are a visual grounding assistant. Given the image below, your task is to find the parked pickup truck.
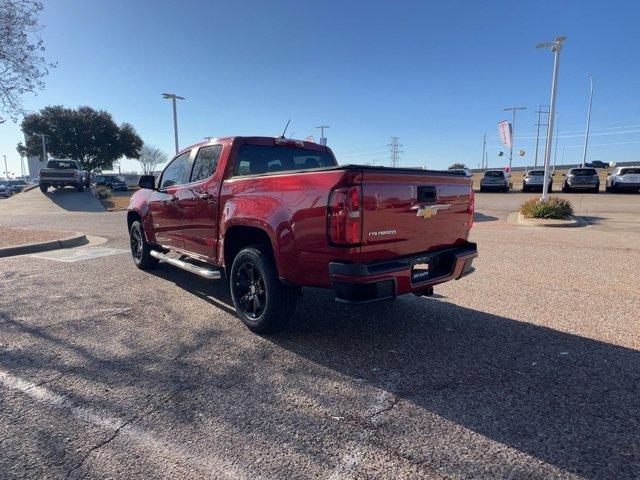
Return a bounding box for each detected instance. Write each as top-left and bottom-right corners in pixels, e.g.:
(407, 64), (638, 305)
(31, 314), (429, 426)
(127, 136), (477, 333)
(39, 160), (88, 193)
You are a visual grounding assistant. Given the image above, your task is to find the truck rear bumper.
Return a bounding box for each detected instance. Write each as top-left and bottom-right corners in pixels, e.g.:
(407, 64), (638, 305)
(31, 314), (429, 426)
(328, 242), (478, 304)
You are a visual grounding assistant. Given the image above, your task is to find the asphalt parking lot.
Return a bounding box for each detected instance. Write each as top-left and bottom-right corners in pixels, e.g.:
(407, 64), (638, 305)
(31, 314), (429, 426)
(0, 192), (639, 479)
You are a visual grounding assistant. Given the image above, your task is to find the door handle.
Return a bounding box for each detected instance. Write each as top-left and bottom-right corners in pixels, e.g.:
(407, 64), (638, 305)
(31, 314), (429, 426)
(198, 193), (212, 200)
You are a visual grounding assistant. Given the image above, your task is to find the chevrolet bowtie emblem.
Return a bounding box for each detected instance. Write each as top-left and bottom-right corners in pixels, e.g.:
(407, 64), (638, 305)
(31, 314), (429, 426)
(416, 204), (452, 219)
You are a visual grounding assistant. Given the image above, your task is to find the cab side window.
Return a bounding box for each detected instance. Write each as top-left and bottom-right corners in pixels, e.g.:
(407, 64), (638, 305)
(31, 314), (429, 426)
(191, 145), (222, 182)
(160, 151), (191, 189)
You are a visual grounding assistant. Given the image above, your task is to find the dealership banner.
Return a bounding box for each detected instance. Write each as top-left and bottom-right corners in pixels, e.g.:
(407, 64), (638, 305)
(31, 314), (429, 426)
(498, 120), (512, 148)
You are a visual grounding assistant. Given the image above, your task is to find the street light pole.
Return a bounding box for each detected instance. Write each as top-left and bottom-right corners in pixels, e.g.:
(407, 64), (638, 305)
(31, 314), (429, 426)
(316, 125), (330, 145)
(537, 35), (566, 202)
(502, 106), (527, 169)
(3, 155), (8, 180)
(581, 74), (594, 168)
(481, 133), (487, 169)
(162, 93), (185, 154)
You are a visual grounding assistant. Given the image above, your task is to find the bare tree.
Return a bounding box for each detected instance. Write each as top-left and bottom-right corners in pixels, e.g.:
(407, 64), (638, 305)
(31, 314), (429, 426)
(137, 145), (168, 175)
(0, 0), (55, 122)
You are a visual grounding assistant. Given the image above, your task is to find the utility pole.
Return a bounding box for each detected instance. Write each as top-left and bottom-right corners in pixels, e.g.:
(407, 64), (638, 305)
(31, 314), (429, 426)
(581, 74), (594, 167)
(20, 153), (25, 178)
(502, 106), (527, 169)
(481, 133), (487, 169)
(316, 125), (330, 145)
(3, 155), (8, 180)
(387, 137), (403, 167)
(162, 93), (185, 153)
(537, 35), (566, 202)
(533, 106), (549, 167)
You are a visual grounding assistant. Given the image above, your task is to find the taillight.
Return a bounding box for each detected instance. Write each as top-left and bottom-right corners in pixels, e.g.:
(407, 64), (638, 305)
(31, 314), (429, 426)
(468, 189), (475, 228)
(328, 185), (362, 246)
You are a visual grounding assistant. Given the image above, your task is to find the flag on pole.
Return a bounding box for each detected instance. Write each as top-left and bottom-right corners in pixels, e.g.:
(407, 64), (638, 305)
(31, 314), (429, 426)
(497, 120), (512, 148)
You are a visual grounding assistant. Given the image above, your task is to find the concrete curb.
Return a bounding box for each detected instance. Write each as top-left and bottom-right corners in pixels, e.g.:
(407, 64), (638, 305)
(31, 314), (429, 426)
(507, 212), (586, 228)
(20, 184), (38, 193)
(0, 232), (88, 258)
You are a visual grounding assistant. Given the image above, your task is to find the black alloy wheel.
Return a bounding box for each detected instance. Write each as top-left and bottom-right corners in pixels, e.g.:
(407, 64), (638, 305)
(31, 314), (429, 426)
(233, 261), (267, 319)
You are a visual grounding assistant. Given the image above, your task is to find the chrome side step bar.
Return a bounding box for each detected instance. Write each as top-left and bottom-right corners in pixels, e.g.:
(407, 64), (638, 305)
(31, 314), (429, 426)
(150, 250), (222, 280)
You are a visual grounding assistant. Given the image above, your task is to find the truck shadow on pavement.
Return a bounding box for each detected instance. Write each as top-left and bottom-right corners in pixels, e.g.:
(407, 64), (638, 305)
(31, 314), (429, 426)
(41, 188), (105, 213)
(271, 290), (639, 478)
(0, 265), (638, 478)
(141, 266), (638, 478)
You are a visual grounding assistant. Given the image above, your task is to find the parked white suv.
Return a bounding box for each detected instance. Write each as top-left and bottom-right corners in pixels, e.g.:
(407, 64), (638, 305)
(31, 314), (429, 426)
(606, 166), (640, 193)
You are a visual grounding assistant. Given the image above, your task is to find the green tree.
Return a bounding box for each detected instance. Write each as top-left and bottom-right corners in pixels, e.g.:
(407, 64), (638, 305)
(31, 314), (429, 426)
(448, 163), (466, 170)
(20, 105), (143, 183)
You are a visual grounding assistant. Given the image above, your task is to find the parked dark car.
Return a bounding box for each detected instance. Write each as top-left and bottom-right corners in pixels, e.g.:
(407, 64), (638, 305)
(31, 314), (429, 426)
(94, 175), (128, 191)
(0, 181), (14, 198)
(8, 179), (29, 193)
(562, 168), (600, 193)
(586, 161), (608, 169)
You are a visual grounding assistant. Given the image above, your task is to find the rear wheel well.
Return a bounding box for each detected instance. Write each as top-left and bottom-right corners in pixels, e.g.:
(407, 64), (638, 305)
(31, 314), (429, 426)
(127, 211), (141, 231)
(224, 226), (274, 275)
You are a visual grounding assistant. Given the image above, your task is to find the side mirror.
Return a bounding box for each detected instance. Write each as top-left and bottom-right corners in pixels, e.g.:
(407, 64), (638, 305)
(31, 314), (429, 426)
(138, 175), (156, 190)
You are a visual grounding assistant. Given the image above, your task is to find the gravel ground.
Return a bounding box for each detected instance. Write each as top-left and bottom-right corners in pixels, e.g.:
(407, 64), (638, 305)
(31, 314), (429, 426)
(0, 227), (74, 248)
(0, 193), (638, 479)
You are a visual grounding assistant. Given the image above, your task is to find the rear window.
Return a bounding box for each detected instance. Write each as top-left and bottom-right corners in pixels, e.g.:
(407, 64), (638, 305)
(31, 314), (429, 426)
(484, 171), (504, 178)
(570, 168), (597, 176)
(233, 145), (335, 176)
(527, 171), (545, 176)
(47, 160), (78, 169)
(620, 168), (640, 175)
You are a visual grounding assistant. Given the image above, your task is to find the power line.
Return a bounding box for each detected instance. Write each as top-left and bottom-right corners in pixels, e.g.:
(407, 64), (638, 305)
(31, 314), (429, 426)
(387, 137), (403, 167)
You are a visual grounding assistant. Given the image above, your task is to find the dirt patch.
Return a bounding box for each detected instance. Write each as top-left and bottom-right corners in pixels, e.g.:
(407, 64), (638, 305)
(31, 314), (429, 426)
(0, 228), (73, 248)
(96, 191), (133, 211)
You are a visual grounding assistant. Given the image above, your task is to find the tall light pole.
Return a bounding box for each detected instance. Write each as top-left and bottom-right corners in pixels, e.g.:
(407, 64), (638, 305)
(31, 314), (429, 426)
(162, 93), (185, 154)
(481, 133), (487, 169)
(537, 35), (566, 202)
(581, 74), (594, 167)
(502, 106), (527, 169)
(3, 155), (8, 180)
(33, 133), (49, 163)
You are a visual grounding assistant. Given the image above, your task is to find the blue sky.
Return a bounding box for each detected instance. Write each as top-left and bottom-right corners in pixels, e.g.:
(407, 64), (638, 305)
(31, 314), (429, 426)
(2, 0), (640, 176)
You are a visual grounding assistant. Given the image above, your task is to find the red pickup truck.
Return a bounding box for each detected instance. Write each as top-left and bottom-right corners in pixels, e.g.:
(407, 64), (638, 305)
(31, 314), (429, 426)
(127, 136), (477, 333)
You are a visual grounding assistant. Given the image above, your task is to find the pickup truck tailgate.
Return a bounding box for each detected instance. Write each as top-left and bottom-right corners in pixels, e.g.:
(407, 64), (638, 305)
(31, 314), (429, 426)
(360, 170), (472, 261)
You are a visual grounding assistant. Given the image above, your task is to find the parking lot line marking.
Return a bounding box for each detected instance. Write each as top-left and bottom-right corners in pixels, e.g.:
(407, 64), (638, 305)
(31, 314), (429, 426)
(0, 369), (259, 479)
(31, 247), (128, 263)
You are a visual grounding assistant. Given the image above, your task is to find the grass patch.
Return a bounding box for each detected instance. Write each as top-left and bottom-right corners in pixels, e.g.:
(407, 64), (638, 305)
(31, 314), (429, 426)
(520, 197), (574, 219)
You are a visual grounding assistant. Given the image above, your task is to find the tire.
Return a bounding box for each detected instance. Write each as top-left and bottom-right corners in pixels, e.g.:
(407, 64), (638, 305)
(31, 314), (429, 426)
(479, 187), (485, 193)
(129, 220), (159, 270)
(75, 184), (84, 192)
(39, 184), (48, 193)
(562, 184), (570, 193)
(522, 185), (528, 192)
(230, 245), (298, 334)
(593, 185), (599, 193)
(611, 183), (617, 193)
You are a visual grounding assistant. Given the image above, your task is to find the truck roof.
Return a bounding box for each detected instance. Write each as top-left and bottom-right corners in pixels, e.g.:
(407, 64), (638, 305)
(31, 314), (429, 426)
(176, 136), (332, 156)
